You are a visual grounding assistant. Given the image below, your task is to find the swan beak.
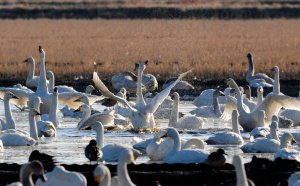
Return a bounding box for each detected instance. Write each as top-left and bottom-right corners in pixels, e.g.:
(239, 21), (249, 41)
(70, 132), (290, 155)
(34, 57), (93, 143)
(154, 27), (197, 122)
(134, 63), (139, 71)
(91, 87), (95, 91)
(94, 176), (100, 183)
(39, 174), (47, 182)
(224, 80), (228, 84)
(74, 98), (81, 102)
(144, 60), (148, 65)
(35, 111), (41, 115)
(160, 132), (168, 138)
(23, 59), (29, 62)
(271, 67), (275, 71)
(292, 138), (297, 144)
(39, 46), (43, 53)
(74, 107), (81, 112)
(12, 95), (19, 99)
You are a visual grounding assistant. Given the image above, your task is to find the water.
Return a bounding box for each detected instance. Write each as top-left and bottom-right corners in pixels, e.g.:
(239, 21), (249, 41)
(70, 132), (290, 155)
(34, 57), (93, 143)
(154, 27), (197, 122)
(0, 100), (299, 165)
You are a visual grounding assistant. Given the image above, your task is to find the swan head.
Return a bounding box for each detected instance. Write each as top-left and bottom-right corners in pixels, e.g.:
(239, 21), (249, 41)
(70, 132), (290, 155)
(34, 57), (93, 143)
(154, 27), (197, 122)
(171, 92), (180, 100)
(257, 86), (263, 94)
(46, 71), (54, 79)
(29, 109), (41, 117)
(120, 149), (135, 164)
(271, 66), (279, 72)
(154, 130), (168, 139)
(85, 85), (95, 94)
(23, 57), (34, 63)
(94, 165), (110, 184)
(21, 160), (47, 183)
(281, 132), (297, 144)
(164, 128), (179, 139)
(4, 92), (19, 100)
(213, 89), (225, 97)
(224, 78), (236, 88)
(39, 46), (45, 58)
(271, 115), (279, 123)
(246, 53), (252, 59)
(238, 86), (244, 95)
(92, 121), (104, 132)
(74, 104), (90, 113)
(134, 61), (148, 71)
(269, 121), (278, 131)
(232, 155), (243, 168)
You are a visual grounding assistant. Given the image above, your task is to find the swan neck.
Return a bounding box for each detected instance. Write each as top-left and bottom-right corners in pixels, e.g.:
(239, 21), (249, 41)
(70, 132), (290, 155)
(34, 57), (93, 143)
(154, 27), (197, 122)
(247, 56), (254, 77)
(96, 125), (104, 149)
(232, 114), (240, 135)
(28, 61), (35, 79)
(47, 73), (54, 93)
(101, 171), (111, 186)
(280, 137), (288, 149)
(257, 92), (263, 105)
(258, 112), (265, 127)
(49, 92), (58, 125)
(169, 96), (179, 127)
(29, 113), (38, 141)
(136, 66), (146, 107)
(213, 94), (222, 116)
(234, 160), (249, 186)
(118, 158), (135, 186)
(273, 70), (280, 94)
(4, 98), (15, 129)
(36, 53), (48, 93)
(232, 83), (246, 115)
(20, 166), (34, 186)
(270, 127), (279, 141)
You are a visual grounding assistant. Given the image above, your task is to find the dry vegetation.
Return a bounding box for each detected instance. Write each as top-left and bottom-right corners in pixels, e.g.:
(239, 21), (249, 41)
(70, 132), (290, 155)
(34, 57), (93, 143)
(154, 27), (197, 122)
(0, 19), (300, 82)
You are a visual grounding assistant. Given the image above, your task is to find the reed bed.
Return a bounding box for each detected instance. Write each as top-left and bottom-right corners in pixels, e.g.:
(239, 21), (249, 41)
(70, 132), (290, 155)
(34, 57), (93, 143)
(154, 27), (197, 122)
(0, 19), (299, 82)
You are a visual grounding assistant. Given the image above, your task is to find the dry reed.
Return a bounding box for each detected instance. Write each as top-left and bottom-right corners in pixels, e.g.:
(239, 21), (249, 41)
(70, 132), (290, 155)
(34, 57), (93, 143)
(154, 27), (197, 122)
(0, 19), (299, 82)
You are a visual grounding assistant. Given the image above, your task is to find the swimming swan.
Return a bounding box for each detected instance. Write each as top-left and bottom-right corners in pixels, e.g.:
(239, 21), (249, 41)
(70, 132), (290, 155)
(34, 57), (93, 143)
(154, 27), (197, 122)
(0, 92), (19, 130)
(223, 78), (300, 132)
(249, 110), (270, 141)
(76, 104), (114, 130)
(206, 110), (244, 145)
(91, 121), (141, 162)
(35, 165), (87, 186)
(169, 92), (204, 129)
(23, 57), (49, 88)
(7, 160), (47, 186)
(162, 77), (194, 90)
(162, 128), (209, 164)
(246, 53), (274, 84)
(93, 62), (192, 129)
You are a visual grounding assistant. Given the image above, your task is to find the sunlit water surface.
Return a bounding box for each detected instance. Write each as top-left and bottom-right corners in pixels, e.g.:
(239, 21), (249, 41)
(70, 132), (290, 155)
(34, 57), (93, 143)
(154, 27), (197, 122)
(0, 100), (299, 165)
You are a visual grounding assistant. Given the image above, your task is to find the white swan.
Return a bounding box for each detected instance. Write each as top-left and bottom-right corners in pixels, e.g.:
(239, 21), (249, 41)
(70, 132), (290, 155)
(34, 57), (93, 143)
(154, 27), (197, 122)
(223, 78), (300, 132)
(94, 164), (111, 186)
(241, 124), (295, 153)
(206, 110), (244, 145)
(249, 79), (273, 88)
(190, 89), (225, 118)
(169, 92), (204, 129)
(193, 88), (233, 107)
(162, 77), (194, 90)
(76, 104), (114, 130)
(274, 145), (300, 162)
(0, 139), (3, 152)
(91, 121), (141, 162)
(7, 160), (47, 186)
(288, 172), (300, 186)
(246, 53), (274, 84)
(23, 57), (49, 88)
(46, 71), (77, 93)
(162, 128), (209, 164)
(28, 46), (52, 114)
(35, 165), (87, 186)
(39, 87), (59, 127)
(0, 92), (19, 130)
(256, 86), (264, 105)
(249, 110), (270, 141)
(110, 148), (136, 186)
(232, 155), (255, 186)
(93, 62), (192, 129)
(0, 108), (39, 146)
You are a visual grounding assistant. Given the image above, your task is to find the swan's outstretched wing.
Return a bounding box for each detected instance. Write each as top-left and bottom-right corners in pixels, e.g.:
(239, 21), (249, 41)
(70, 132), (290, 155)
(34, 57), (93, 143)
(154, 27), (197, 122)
(255, 93), (300, 120)
(93, 72), (137, 112)
(77, 113), (114, 130)
(146, 69), (192, 113)
(221, 96), (251, 121)
(0, 87), (33, 108)
(58, 92), (104, 109)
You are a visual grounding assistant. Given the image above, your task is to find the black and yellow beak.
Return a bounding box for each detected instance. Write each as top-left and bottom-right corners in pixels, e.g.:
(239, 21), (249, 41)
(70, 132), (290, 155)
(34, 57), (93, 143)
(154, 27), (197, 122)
(74, 97), (81, 102)
(23, 59), (29, 62)
(35, 111), (41, 116)
(12, 94), (19, 99)
(224, 79), (228, 83)
(292, 138), (297, 144)
(271, 67), (275, 71)
(74, 107), (81, 112)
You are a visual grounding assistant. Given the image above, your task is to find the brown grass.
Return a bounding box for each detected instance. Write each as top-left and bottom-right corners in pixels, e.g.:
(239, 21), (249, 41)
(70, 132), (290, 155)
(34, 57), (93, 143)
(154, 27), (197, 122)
(0, 19), (300, 82)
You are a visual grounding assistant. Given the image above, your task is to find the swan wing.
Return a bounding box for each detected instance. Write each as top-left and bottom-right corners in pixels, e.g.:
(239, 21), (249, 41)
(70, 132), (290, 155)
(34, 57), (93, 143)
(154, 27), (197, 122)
(255, 94), (300, 122)
(93, 72), (137, 112)
(85, 94), (106, 105)
(221, 96), (250, 121)
(77, 113), (114, 130)
(58, 92), (83, 109)
(146, 69), (192, 113)
(56, 86), (77, 93)
(0, 88), (32, 108)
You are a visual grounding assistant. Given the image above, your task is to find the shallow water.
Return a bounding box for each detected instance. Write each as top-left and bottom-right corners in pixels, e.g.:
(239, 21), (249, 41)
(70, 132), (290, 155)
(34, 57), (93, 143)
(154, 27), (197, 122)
(0, 100), (299, 165)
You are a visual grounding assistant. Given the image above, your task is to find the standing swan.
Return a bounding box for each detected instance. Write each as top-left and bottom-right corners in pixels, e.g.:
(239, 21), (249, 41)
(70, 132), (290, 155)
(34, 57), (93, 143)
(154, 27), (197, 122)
(23, 57), (49, 88)
(224, 78), (300, 132)
(169, 92), (204, 129)
(93, 61), (192, 129)
(246, 53), (274, 84)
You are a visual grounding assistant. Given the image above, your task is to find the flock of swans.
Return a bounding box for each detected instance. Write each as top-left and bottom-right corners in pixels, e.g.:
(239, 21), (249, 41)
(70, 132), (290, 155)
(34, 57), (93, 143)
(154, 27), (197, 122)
(0, 47), (300, 185)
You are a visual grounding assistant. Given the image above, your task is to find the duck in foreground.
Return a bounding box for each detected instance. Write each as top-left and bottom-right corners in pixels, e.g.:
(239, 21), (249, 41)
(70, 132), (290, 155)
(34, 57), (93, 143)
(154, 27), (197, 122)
(205, 149), (227, 168)
(85, 139), (102, 164)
